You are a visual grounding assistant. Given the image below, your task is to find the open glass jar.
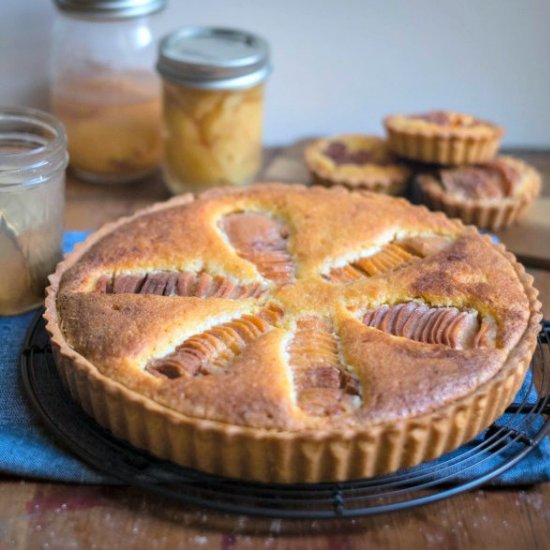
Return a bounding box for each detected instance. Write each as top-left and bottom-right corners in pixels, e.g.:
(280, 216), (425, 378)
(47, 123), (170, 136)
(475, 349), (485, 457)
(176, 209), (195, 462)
(50, 0), (166, 184)
(0, 107), (68, 316)
(156, 27), (272, 194)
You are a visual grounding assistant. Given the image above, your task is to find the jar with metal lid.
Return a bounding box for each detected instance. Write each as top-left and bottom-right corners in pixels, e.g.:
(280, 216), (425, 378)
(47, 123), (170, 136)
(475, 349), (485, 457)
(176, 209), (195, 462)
(50, 0), (166, 184)
(0, 107), (68, 316)
(156, 27), (271, 194)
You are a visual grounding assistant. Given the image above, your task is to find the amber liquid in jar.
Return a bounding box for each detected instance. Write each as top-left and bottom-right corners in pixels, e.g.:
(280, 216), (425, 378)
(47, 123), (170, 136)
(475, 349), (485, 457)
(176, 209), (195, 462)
(162, 82), (264, 193)
(52, 71), (162, 183)
(0, 179), (64, 315)
(0, 108), (66, 316)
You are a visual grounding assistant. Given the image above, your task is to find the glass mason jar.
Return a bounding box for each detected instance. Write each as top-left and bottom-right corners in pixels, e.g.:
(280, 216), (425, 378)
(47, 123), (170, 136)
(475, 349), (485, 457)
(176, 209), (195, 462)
(156, 27), (272, 194)
(50, 0), (166, 184)
(0, 107), (68, 316)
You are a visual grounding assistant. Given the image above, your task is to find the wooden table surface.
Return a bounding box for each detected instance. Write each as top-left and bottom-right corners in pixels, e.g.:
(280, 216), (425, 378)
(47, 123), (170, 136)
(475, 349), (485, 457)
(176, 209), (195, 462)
(1, 146), (549, 549)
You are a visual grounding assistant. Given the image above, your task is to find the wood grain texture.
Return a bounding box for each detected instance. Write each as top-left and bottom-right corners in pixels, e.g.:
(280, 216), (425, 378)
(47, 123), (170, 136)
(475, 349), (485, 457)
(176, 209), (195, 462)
(0, 482), (548, 549)
(1, 145), (548, 549)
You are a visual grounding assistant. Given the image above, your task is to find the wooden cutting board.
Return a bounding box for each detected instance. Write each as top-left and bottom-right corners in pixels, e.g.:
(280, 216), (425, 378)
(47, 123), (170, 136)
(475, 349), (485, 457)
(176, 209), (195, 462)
(260, 139), (550, 270)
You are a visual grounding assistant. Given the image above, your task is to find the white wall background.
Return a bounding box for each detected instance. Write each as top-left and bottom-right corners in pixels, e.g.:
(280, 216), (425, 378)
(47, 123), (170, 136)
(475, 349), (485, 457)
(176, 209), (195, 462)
(1, 0), (549, 147)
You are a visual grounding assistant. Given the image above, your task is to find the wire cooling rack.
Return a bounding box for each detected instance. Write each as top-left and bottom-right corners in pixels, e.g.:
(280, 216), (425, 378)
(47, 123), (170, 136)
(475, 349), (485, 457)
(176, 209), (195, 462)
(20, 311), (550, 519)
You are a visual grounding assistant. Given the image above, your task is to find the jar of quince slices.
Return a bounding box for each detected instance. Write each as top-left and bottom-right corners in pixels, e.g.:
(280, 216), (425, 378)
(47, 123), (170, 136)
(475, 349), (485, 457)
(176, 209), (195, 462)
(50, 0), (166, 184)
(156, 27), (271, 194)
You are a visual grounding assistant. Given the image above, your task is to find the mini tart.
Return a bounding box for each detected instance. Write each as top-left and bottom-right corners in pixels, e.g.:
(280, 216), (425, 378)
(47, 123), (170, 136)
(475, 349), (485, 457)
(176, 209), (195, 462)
(44, 184), (541, 483)
(385, 111), (503, 166)
(416, 156), (542, 230)
(305, 135), (411, 194)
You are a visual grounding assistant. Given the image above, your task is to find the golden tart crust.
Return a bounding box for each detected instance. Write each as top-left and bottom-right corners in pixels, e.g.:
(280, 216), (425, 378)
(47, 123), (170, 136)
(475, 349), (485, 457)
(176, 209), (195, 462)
(45, 184), (541, 483)
(416, 156), (542, 230)
(305, 135), (411, 194)
(385, 111), (503, 165)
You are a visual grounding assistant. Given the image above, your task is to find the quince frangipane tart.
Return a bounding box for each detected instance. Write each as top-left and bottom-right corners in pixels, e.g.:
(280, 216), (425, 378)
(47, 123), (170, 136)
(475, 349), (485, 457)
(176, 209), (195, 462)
(385, 111), (503, 166)
(305, 134), (411, 195)
(416, 156), (541, 230)
(45, 184), (541, 483)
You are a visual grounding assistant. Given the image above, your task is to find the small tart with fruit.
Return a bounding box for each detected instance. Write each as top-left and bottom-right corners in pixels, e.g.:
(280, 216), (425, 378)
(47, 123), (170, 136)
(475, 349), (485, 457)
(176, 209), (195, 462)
(416, 156), (541, 230)
(305, 134), (411, 194)
(385, 111), (503, 165)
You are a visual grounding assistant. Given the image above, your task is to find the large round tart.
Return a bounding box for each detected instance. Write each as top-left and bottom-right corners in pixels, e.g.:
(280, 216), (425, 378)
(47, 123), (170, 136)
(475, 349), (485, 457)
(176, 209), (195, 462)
(45, 184), (541, 483)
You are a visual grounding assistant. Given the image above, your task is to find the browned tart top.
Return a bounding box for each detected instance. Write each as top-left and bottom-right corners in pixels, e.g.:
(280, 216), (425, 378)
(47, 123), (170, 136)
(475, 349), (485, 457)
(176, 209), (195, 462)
(53, 184), (536, 433)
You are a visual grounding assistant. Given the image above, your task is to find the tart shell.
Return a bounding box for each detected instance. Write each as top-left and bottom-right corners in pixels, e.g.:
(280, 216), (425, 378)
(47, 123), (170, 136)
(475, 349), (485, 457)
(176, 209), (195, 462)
(44, 191), (542, 483)
(309, 170), (408, 196)
(416, 161), (542, 230)
(305, 137), (411, 195)
(385, 116), (503, 166)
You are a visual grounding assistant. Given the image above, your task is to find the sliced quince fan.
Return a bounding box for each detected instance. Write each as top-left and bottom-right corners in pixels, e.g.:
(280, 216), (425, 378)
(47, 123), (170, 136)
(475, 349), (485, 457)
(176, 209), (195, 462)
(220, 212), (294, 284)
(94, 271), (267, 299)
(362, 302), (496, 349)
(287, 316), (361, 416)
(146, 304), (283, 379)
(326, 234), (451, 282)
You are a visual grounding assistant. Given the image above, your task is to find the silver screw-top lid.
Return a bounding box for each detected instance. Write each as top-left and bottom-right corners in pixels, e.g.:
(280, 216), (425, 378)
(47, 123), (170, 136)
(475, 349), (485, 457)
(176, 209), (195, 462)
(157, 27), (271, 90)
(54, 0), (166, 19)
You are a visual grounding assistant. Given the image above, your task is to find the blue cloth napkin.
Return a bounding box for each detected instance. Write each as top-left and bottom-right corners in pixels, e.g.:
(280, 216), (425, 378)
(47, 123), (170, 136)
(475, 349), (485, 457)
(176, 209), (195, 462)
(1, 231), (107, 482)
(1, 231), (549, 485)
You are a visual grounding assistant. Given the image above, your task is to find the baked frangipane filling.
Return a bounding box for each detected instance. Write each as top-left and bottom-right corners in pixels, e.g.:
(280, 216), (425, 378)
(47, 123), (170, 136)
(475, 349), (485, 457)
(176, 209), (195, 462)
(416, 156), (542, 230)
(46, 184), (541, 482)
(384, 110), (503, 165)
(305, 135), (411, 194)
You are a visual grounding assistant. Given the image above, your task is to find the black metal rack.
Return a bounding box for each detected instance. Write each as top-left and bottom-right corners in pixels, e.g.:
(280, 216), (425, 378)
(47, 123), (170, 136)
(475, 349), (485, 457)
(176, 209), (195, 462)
(20, 312), (550, 519)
